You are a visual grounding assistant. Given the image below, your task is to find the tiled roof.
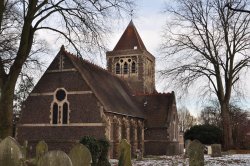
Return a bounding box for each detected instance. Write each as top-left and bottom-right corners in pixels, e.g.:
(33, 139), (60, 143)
(113, 20), (147, 51)
(135, 92), (176, 128)
(61, 47), (144, 119)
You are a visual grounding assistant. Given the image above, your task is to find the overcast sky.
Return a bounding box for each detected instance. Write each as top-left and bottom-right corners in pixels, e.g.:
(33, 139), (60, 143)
(38, 0), (250, 116)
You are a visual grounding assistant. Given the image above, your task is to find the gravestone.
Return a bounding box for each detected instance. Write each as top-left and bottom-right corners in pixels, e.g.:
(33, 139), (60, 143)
(136, 149), (142, 160)
(37, 150), (72, 166)
(21, 140), (28, 159)
(207, 146), (212, 155)
(118, 139), (132, 166)
(0, 136), (24, 166)
(211, 144), (222, 157)
(185, 139), (191, 157)
(188, 140), (204, 166)
(69, 143), (92, 166)
(36, 140), (48, 161)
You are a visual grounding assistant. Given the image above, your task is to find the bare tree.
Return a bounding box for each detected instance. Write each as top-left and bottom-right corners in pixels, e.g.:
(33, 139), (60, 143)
(13, 75), (34, 137)
(200, 106), (221, 126)
(226, 2), (250, 14)
(229, 104), (249, 148)
(161, 0), (250, 149)
(199, 101), (249, 148)
(0, 0), (133, 138)
(199, 101), (221, 127)
(178, 107), (197, 133)
(13, 75), (34, 115)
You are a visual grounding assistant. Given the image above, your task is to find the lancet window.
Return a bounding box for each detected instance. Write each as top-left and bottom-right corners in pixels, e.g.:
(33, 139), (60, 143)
(116, 63), (121, 74)
(51, 88), (70, 124)
(114, 58), (137, 75)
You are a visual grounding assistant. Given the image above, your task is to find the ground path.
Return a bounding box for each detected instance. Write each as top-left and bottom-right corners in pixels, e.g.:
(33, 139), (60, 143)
(111, 154), (250, 166)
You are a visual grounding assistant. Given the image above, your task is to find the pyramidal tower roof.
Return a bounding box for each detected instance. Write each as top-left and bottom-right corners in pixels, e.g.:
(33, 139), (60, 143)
(113, 20), (147, 51)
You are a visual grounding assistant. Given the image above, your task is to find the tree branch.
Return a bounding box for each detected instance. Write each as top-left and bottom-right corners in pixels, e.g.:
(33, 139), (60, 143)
(36, 26), (80, 55)
(226, 3), (250, 14)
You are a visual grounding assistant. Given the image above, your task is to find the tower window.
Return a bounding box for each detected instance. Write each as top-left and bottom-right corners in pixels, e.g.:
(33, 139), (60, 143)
(124, 62), (128, 74)
(116, 63), (120, 74)
(131, 61), (136, 73)
(52, 103), (58, 124)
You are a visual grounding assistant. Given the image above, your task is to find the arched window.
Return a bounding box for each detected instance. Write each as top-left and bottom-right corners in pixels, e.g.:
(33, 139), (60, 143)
(131, 61), (136, 73)
(51, 88), (70, 125)
(115, 63), (120, 74)
(52, 103), (58, 124)
(123, 62), (128, 74)
(63, 103), (68, 124)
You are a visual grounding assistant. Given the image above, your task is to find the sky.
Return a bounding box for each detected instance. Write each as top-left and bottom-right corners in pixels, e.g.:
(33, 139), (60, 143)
(108, 0), (250, 116)
(37, 0), (250, 117)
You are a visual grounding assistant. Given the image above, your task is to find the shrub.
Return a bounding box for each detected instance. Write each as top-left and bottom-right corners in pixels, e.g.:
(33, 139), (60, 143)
(97, 138), (111, 166)
(80, 136), (100, 165)
(80, 136), (111, 166)
(184, 124), (222, 144)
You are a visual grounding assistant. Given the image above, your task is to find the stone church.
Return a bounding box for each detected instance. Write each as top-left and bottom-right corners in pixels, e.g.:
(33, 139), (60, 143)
(17, 21), (182, 158)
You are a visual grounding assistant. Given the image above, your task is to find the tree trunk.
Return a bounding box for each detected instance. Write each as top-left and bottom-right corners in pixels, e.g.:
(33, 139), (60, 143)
(0, 1), (37, 139)
(221, 102), (233, 150)
(0, 83), (15, 138)
(0, 0), (4, 29)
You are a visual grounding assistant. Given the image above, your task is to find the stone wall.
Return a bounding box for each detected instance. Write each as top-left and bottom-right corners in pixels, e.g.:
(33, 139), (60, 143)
(106, 49), (156, 94)
(102, 113), (144, 159)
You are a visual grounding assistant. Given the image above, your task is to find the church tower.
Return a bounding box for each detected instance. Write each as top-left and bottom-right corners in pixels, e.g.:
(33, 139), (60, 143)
(106, 21), (156, 94)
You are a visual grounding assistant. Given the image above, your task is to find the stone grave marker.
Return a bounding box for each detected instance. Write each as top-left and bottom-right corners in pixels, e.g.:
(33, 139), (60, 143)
(207, 146), (212, 155)
(211, 144), (222, 157)
(185, 139), (191, 157)
(136, 149), (142, 160)
(37, 150), (72, 166)
(21, 140), (28, 159)
(0, 136), (24, 166)
(69, 143), (92, 166)
(36, 140), (48, 161)
(188, 139), (204, 166)
(118, 139), (132, 166)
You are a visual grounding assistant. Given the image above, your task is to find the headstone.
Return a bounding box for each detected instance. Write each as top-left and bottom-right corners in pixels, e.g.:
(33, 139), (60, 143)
(184, 139), (191, 157)
(178, 133), (184, 154)
(36, 140), (48, 161)
(69, 143), (92, 166)
(0, 136), (24, 166)
(188, 140), (204, 166)
(21, 140), (28, 159)
(118, 139), (132, 166)
(211, 144), (222, 157)
(207, 146), (212, 155)
(136, 149), (142, 160)
(37, 150), (73, 166)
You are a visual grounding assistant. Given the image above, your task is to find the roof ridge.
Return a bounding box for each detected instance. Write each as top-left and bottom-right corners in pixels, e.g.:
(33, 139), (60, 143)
(63, 49), (107, 72)
(132, 22), (143, 50)
(62, 48), (134, 88)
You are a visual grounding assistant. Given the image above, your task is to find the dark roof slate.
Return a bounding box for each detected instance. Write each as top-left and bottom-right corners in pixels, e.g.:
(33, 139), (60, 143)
(113, 20), (147, 51)
(61, 47), (144, 119)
